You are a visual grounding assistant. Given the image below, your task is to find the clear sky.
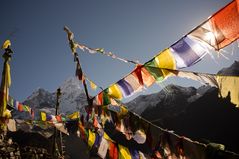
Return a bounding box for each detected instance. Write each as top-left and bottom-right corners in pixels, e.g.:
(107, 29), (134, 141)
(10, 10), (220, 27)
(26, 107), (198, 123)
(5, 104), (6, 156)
(0, 0), (238, 102)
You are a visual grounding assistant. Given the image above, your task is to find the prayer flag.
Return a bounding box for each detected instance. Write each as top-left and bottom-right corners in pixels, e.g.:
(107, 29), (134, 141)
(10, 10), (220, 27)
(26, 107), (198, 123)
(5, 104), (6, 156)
(117, 79), (134, 97)
(18, 103), (23, 112)
(141, 66), (156, 87)
(90, 80), (97, 90)
(124, 74), (142, 92)
(170, 36), (206, 68)
(118, 145), (132, 159)
(97, 138), (109, 159)
(108, 84), (123, 100)
(41, 112), (47, 121)
(217, 75), (239, 107)
(88, 129), (96, 148)
(154, 49), (176, 77)
(1, 40), (11, 49)
(189, 0), (239, 50)
(67, 111), (79, 120)
(144, 60), (164, 82)
(109, 141), (118, 159)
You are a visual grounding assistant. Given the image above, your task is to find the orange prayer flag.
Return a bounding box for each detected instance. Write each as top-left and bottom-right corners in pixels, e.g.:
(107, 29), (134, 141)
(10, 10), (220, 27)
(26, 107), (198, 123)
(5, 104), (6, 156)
(209, 0), (239, 50)
(190, 0), (239, 50)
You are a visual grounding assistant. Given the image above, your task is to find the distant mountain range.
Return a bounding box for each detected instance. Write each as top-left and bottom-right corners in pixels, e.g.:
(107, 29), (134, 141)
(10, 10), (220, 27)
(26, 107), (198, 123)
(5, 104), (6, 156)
(12, 61), (239, 154)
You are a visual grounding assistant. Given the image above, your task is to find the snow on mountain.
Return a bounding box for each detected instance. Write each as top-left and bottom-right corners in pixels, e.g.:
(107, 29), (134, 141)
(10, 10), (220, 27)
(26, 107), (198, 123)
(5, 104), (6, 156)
(24, 88), (56, 109)
(58, 77), (88, 114)
(18, 77), (87, 119)
(126, 85), (197, 115)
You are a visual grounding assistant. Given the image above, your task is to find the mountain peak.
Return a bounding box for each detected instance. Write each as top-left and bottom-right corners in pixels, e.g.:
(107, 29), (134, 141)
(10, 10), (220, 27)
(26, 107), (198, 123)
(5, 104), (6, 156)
(60, 77), (83, 94)
(25, 88), (52, 102)
(217, 60), (239, 76)
(23, 88), (56, 109)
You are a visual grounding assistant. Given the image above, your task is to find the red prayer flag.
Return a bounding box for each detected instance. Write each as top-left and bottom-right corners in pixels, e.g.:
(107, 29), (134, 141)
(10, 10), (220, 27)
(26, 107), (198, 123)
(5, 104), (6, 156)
(56, 115), (62, 122)
(18, 103), (23, 112)
(132, 65), (144, 86)
(109, 141), (118, 159)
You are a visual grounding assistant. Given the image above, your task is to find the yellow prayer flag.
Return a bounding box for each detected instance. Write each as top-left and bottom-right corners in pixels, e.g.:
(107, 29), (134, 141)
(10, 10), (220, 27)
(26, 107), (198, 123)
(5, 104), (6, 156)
(0, 61), (11, 117)
(90, 80), (97, 90)
(1, 40), (11, 49)
(216, 76), (239, 107)
(67, 111), (79, 120)
(40, 112), (46, 121)
(88, 129), (96, 148)
(6, 63), (11, 87)
(103, 132), (114, 142)
(108, 84), (123, 100)
(154, 49), (176, 77)
(118, 145), (132, 159)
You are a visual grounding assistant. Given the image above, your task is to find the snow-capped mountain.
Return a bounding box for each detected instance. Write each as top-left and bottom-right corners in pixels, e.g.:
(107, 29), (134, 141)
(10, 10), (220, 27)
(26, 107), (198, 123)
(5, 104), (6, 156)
(24, 88), (56, 109)
(20, 77), (87, 118)
(126, 85), (197, 115)
(58, 77), (88, 114)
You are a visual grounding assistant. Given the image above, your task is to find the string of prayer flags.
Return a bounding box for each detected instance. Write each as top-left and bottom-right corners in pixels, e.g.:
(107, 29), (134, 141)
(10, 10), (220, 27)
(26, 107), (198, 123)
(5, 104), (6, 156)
(64, 26), (77, 54)
(7, 96), (34, 118)
(93, 64), (239, 107)
(189, 0), (239, 50)
(156, 68), (239, 107)
(167, 69), (218, 87)
(76, 44), (138, 64)
(64, 26), (138, 65)
(89, 0), (239, 107)
(43, 95), (238, 159)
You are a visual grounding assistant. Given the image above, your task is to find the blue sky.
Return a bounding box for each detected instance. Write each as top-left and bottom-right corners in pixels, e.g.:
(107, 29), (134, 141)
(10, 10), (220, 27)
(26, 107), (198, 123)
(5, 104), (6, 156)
(0, 0), (238, 102)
